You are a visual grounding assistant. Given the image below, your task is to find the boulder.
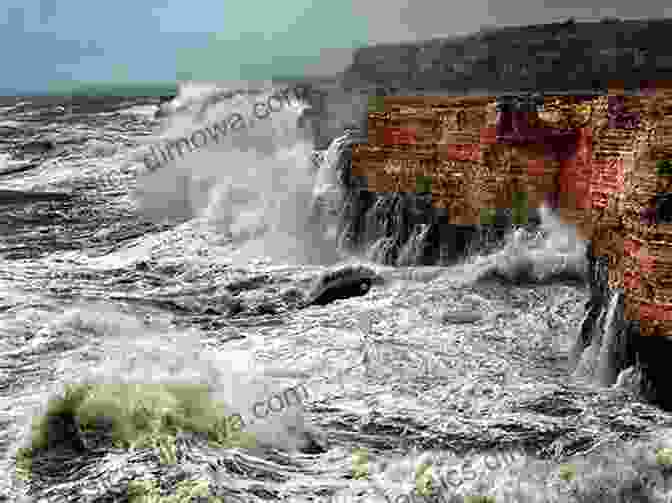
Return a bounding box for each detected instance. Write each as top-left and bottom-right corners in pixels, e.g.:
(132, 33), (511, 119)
(302, 264), (382, 307)
(13, 140), (55, 157)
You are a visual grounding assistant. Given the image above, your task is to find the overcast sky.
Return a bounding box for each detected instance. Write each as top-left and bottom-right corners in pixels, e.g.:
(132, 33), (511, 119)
(1, 0), (670, 92)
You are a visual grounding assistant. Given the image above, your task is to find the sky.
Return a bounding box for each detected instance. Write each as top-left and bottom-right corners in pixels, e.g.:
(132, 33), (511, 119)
(0, 0), (670, 93)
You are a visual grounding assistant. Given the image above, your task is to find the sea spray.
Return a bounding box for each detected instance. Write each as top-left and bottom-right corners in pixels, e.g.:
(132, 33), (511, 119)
(537, 203), (585, 255)
(132, 82), (341, 266)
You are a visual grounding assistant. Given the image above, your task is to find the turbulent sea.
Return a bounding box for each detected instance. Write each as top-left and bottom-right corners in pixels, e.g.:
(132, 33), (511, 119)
(2, 83), (672, 503)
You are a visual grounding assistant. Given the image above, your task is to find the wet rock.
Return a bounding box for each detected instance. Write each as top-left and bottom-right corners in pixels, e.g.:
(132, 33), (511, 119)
(158, 95), (175, 105)
(439, 309), (484, 324)
(224, 274), (272, 295)
(299, 430), (328, 454)
(306, 277), (371, 307)
(302, 264), (381, 307)
(280, 287), (307, 308)
(633, 335), (672, 410)
(44, 413), (87, 452)
(14, 140), (55, 157)
(253, 300), (279, 315)
(227, 297), (246, 316)
(135, 261), (150, 271)
(0, 189), (71, 205)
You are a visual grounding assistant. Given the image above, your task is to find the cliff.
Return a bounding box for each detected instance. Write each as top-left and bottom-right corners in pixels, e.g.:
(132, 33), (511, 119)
(294, 18), (672, 150)
(306, 17), (672, 415)
(341, 18), (672, 93)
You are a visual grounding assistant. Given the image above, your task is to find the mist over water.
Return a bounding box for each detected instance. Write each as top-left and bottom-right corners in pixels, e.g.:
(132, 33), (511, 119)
(133, 82), (343, 267)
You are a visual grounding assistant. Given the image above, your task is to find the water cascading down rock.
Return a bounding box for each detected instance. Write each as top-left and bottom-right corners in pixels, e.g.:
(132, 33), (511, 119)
(316, 84), (672, 410)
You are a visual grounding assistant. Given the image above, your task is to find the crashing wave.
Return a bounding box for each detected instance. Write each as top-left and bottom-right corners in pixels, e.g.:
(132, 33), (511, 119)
(132, 81), (347, 266)
(155, 81), (275, 122)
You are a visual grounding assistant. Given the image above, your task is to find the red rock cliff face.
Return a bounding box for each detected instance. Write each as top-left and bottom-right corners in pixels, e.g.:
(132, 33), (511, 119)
(303, 20), (672, 163)
(352, 86), (672, 335)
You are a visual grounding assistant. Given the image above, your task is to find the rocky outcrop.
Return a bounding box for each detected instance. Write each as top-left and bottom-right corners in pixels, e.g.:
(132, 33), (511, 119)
(297, 19), (672, 409)
(301, 264), (382, 307)
(342, 18), (672, 93)
(294, 18), (672, 149)
(321, 89), (672, 410)
(312, 128), (541, 267)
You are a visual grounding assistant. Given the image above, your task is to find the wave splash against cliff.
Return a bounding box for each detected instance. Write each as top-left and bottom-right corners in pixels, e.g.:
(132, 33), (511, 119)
(132, 81), (348, 266)
(132, 82), (588, 272)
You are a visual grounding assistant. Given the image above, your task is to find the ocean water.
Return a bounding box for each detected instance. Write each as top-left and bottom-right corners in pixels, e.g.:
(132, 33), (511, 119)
(2, 82), (664, 503)
(0, 82), (353, 498)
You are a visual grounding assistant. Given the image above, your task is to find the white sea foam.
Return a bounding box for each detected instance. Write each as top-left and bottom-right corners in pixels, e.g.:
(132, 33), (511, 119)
(132, 81), (342, 266)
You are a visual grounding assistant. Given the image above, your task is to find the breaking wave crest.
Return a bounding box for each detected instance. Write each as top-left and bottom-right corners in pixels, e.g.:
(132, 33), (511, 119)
(132, 81), (343, 266)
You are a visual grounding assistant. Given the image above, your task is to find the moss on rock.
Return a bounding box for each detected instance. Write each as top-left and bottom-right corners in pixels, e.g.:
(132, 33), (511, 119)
(15, 381), (257, 481)
(128, 478), (223, 503)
